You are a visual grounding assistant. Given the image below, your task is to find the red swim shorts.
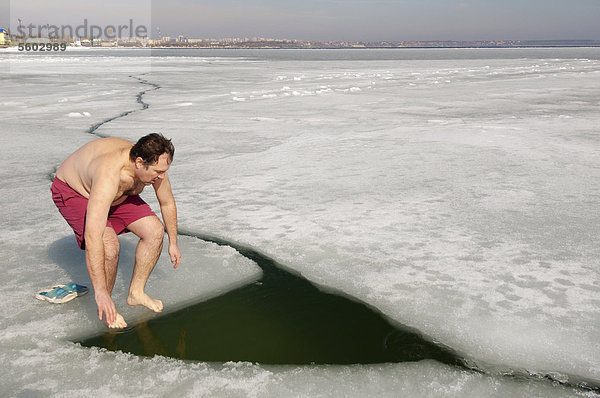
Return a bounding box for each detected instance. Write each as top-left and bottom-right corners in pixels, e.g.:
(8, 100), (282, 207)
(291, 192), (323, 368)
(51, 177), (156, 250)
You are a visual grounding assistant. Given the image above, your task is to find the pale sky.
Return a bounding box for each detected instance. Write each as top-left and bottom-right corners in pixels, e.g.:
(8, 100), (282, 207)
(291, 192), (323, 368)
(4, 0), (600, 41)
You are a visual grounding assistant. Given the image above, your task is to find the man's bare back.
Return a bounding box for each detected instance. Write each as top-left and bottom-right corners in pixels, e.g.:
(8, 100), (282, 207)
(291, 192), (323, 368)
(56, 137), (143, 206)
(52, 134), (181, 329)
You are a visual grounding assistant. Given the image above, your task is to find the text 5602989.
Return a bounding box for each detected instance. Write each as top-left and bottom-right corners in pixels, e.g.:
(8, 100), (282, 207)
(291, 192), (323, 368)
(18, 43), (67, 52)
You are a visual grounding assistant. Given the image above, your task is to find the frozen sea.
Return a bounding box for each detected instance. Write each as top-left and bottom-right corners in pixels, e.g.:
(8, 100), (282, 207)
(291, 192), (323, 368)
(1, 47), (599, 397)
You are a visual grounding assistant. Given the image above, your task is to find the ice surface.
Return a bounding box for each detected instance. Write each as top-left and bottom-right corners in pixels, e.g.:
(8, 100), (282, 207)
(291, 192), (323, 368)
(1, 48), (599, 396)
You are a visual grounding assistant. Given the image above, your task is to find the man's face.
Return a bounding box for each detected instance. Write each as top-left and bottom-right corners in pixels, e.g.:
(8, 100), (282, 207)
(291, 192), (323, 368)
(137, 153), (172, 185)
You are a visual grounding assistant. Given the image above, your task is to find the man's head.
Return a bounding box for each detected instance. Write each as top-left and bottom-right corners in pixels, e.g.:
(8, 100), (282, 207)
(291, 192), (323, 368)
(130, 133), (175, 185)
(130, 133), (175, 166)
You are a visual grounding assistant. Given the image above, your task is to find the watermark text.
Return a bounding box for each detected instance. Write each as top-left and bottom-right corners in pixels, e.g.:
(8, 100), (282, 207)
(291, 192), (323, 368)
(16, 19), (148, 39)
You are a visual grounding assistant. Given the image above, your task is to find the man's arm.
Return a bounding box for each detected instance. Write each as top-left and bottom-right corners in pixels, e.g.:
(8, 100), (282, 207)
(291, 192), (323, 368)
(85, 170), (120, 325)
(153, 173), (181, 268)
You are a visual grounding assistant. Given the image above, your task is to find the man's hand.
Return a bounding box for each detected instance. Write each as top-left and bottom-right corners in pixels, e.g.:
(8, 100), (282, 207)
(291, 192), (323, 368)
(169, 243), (182, 269)
(95, 290), (117, 325)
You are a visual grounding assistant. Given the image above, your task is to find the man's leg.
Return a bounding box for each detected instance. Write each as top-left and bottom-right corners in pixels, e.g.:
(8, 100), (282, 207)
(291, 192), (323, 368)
(51, 178), (127, 328)
(101, 226), (127, 328)
(125, 215), (164, 312)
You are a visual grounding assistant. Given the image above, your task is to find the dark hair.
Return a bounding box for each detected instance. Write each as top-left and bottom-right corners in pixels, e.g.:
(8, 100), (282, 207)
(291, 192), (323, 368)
(130, 133), (174, 166)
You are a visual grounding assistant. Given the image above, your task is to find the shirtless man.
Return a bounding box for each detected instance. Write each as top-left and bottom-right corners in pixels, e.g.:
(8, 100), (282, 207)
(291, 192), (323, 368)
(51, 133), (182, 328)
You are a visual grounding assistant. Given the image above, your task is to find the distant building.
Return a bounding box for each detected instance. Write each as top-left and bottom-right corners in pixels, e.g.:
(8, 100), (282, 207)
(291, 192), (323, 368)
(25, 37), (51, 44)
(0, 28), (7, 45)
(100, 40), (116, 47)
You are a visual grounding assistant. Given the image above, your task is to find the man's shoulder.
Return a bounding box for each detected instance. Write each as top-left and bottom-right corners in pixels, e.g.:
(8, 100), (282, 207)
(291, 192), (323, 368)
(87, 146), (130, 185)
(88, 139), (132, 164)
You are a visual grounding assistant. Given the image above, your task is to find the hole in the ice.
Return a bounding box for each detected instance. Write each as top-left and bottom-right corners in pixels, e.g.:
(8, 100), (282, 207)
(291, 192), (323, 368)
(78, 235), (466, 366)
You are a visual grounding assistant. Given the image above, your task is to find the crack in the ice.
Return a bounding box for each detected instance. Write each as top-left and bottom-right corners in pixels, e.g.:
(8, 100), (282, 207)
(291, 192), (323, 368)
(85, 74), (161, 137)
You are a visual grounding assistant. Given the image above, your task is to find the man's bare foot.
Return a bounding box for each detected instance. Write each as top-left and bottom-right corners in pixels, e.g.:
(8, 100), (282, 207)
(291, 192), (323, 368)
(103, 313), (127, 329)
(127, 292), (163, 313)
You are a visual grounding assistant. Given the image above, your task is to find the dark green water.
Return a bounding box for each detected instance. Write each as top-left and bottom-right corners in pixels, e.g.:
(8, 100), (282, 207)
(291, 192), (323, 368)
(79, 237), (465, 366)
(75, 239), (600, 394)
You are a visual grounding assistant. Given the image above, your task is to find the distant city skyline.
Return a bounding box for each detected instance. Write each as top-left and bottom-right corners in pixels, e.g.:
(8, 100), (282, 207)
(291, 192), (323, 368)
(3, 0), (600, 42)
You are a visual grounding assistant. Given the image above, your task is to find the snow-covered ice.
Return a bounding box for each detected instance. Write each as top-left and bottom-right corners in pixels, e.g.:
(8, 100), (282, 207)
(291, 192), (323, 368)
(1, 48), (599, 396)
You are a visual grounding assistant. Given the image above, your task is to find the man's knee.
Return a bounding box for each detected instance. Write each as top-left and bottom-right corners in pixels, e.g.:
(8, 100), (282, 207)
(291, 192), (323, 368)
(140, 217), (165, 243)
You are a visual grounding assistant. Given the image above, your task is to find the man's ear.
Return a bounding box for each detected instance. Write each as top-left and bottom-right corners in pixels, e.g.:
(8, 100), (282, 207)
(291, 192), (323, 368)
(135, 157), (145, 169)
